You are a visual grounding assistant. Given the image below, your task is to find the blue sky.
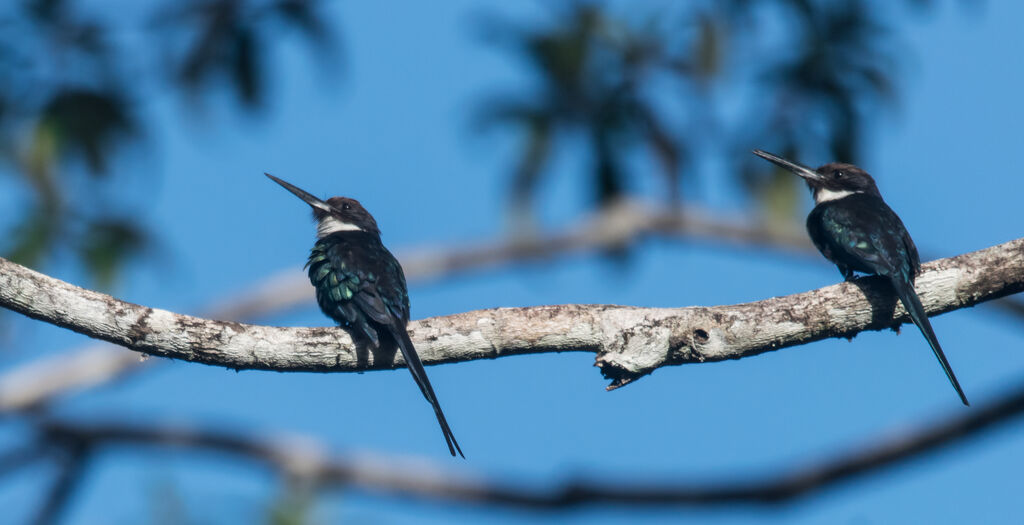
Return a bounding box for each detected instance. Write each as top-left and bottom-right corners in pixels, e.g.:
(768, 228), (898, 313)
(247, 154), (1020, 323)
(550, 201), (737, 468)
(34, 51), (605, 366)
(2, 1), (1023, 523)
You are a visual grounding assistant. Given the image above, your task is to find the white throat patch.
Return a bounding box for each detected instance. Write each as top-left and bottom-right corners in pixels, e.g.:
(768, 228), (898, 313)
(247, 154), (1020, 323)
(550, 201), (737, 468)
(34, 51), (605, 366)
(814, 188), (856, 204)
(317, 216), (363, 237)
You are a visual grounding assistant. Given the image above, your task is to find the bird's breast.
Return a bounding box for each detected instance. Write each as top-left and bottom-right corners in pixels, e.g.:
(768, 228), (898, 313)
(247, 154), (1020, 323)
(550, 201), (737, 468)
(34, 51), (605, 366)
(306, 241), (364, 316)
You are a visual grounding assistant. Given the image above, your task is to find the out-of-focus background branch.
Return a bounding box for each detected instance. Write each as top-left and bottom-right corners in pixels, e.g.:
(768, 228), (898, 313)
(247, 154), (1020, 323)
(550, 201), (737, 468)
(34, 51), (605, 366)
(19, 377), (1024, 513)
(0, 0), (1020, 523)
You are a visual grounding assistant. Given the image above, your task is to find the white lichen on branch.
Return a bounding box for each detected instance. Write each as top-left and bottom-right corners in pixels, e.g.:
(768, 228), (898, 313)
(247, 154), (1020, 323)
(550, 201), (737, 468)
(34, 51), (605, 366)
(0, 238), (1021, 390)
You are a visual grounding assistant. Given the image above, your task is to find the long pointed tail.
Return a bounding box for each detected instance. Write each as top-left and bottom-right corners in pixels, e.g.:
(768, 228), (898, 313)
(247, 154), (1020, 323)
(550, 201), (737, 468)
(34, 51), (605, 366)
(890, 275), (969, 406)
(390, 326), (464, 458)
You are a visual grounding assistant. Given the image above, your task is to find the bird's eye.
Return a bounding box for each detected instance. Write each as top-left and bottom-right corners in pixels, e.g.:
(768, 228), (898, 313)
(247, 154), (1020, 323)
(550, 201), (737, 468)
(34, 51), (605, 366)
(834, 171), (844, 179)
(343, 203), (351, 210)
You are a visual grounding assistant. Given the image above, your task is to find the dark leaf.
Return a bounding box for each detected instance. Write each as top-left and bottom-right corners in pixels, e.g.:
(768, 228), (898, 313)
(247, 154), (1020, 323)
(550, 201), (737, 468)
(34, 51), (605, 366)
(478, 4), (697, 217)
(472, 97), (545, 131)
(511, 117), (552, 207)
(24, 0), (65, 24)
(693, 13), (721, 81)
(232, 26), (261, 106)
(271, 0), (332, 49)
(68, 21), (108, 59)
(828, 97), (859, 162)
(592, 130), (625, 206)
(76, 219), (148, 288)
(5, 203), (60, 268)
(636, 102), (685, 203)
(23, 0), (111, 62)
(162, 0), (251, 103)
(40, 89), (137, 174)
(157, 0), (337, 110)
(849, 64), (897, 104)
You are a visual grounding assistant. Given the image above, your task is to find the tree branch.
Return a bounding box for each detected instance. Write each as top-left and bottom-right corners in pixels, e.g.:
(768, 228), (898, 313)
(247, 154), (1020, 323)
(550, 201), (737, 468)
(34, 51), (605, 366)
(0, 202), (811, 410)
(30, 380), (1024, 508)
(2, 238), (1021, 390)
(0, 202), (1019, 408)
(30, 442), (89, 525)
(2, 204), (1019, 409)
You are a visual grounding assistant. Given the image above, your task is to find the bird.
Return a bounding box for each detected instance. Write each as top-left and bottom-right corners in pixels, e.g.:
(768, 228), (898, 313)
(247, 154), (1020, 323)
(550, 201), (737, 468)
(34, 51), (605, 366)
(265, 173), (464, 456)
(751, 150), (968, 406)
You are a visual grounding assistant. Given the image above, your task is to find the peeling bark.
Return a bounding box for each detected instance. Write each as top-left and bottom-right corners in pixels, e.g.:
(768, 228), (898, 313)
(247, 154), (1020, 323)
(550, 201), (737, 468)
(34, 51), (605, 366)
(1, 238), (1022, 390)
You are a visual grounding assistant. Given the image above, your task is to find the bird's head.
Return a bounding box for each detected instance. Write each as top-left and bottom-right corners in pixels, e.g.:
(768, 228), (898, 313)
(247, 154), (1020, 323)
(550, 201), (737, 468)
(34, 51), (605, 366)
(752, 150), (881, 204)
(265, 173), (380, 237)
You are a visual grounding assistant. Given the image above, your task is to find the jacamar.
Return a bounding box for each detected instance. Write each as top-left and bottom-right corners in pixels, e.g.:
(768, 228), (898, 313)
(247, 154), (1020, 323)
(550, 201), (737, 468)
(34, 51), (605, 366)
(265, 173), (464, 456)
(752, 150), (968, 406)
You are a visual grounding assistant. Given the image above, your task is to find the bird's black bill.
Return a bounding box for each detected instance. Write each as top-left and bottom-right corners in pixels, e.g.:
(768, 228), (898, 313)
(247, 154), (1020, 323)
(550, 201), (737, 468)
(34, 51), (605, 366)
(264, 173), (334, 214)
(752, 150), (824, 182)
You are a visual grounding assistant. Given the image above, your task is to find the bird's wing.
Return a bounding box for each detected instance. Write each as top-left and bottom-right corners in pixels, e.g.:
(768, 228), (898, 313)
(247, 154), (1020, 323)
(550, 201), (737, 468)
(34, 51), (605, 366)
(348, 258), (409, 326)
(902, 224), (922, 277)
(819, 196), (967, 404)
(818, 195), (914, 278)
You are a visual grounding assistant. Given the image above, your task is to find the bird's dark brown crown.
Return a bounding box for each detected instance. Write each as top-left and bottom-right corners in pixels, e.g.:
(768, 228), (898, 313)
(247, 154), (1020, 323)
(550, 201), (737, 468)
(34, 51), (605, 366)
(811, 162), (881, 197)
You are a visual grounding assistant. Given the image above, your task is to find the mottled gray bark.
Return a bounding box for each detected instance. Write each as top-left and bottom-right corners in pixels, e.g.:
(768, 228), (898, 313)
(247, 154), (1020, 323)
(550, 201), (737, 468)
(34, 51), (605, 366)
(1, 238), (1021, 390)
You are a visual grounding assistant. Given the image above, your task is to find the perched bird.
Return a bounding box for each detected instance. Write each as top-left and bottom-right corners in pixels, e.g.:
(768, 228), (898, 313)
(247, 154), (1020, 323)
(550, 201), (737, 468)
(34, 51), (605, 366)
(752, 150), (968, 406)
(266, 173), (464, 456)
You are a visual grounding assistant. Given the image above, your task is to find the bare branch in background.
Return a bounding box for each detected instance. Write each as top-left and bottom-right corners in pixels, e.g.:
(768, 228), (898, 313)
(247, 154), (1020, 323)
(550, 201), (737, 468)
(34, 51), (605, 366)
(29, 380), (1024, 508)
(1, 238), (1021, 392)
(0, 347), (145, 413)
(29, 442), (89, 525)
(0, 444), (48, 479)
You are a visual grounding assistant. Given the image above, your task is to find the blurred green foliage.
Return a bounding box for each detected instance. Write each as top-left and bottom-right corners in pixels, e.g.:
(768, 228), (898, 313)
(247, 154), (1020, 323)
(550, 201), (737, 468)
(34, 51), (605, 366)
(267, 485), (315, 525)
(152, 0), (336, 109)
(0, 0), (950, 282)
(477, 4), (692, 218)
(477, 0), (927, 223)
(0, 0), (334, 287)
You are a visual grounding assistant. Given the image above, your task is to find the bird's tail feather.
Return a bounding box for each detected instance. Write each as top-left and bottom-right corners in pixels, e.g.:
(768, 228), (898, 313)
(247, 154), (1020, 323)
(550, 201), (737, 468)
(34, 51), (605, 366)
(391, 327), (464, 458)
(890, 275), (969, 406)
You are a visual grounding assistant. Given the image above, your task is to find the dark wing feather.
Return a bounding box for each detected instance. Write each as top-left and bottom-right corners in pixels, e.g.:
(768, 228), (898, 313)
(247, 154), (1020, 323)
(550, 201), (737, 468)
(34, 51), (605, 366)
(809, 194), (914, 278)
(902, 225), (922, 278)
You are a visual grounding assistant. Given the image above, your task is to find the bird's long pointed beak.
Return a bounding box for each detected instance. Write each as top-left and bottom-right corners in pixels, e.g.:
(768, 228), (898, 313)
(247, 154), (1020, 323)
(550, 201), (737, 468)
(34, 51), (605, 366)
(752, 150), (823, 182)
(264, 173), (334, 214)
